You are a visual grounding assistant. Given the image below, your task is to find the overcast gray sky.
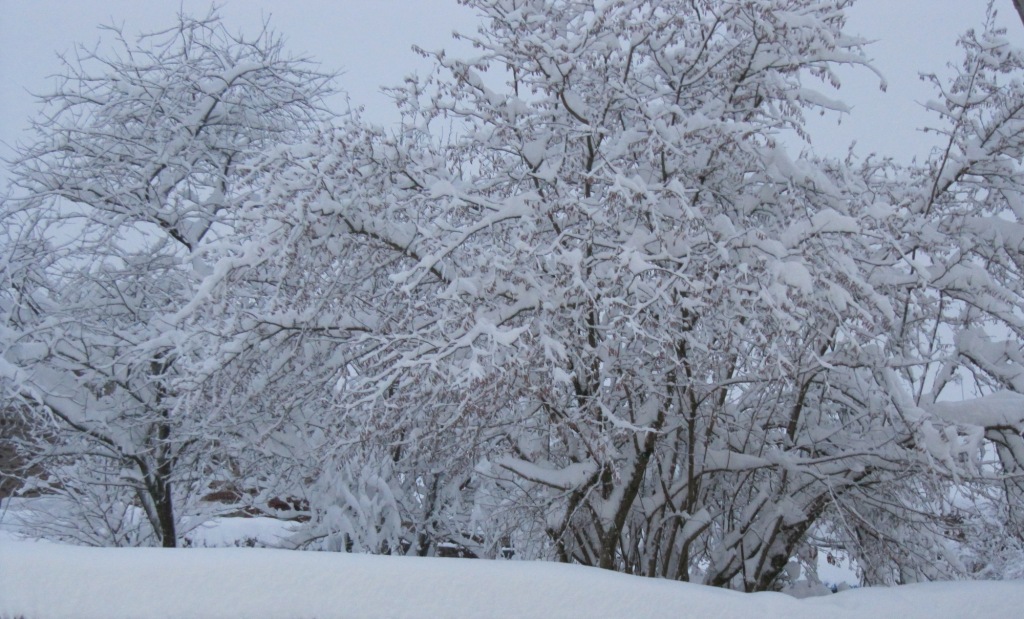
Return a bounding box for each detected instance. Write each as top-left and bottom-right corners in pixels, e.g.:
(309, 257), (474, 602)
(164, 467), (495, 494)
(1, 0), (1020, 175)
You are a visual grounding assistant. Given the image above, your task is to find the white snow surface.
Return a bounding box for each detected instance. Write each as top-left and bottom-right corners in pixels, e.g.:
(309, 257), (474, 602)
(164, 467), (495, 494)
(2, 535), (1022, 619)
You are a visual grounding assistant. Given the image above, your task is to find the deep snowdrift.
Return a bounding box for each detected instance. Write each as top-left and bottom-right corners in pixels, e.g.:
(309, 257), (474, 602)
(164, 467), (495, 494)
(2, 537), (1022, 619)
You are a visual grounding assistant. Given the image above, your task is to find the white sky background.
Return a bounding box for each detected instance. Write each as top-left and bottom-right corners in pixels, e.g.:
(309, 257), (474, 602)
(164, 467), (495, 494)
(0, 0), (1021, 181)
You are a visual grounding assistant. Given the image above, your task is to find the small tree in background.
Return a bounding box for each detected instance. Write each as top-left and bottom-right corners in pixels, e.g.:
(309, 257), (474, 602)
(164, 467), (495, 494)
(0, 10), (334, 546)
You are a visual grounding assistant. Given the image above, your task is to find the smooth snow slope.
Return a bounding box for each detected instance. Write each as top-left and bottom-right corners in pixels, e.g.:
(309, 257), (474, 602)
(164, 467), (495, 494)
(1, 538), (1021, 619)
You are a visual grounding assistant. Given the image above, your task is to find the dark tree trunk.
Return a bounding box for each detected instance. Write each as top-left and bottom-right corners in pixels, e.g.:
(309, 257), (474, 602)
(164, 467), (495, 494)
(156, 481), (177, 548)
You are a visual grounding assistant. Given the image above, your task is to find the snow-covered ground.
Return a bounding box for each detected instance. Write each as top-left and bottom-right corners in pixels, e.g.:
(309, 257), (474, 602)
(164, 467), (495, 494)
(2, 523), (1022, 619)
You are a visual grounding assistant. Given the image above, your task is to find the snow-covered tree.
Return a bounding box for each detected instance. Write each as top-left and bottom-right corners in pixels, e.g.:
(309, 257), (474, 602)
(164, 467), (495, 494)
(240, 0), (872, 584)
(854, 4), (1024, 580)
(0, 10), (335, 546)
(238, 0), (1024, 588)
